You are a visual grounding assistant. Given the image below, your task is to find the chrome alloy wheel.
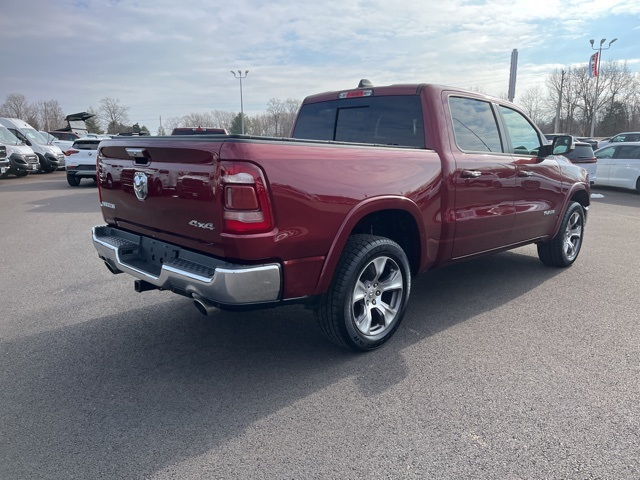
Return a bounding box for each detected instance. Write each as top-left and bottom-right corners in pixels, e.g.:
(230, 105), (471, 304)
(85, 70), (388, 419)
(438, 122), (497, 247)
(351, 256), (404, 337)
(563, 210), (583, 262)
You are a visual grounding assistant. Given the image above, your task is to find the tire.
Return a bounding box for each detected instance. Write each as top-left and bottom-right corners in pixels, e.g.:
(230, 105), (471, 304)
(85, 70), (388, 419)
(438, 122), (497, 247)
(67, 174), (81, 186)
(315, 234), (411, 351)
(15, 171), (28, 177)
(537, 201), (585, 267)
(635, 177), (640, 194)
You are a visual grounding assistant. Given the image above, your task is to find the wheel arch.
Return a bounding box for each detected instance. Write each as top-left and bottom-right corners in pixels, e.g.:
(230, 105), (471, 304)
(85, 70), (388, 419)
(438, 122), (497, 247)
(548, 186), (590, 239)
(570, 187), (590, 211)
(314, 196), (426, 295)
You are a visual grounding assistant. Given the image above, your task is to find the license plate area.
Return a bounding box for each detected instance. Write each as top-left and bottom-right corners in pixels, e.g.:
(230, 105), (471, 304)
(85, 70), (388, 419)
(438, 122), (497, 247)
(124, 237), (181, 275)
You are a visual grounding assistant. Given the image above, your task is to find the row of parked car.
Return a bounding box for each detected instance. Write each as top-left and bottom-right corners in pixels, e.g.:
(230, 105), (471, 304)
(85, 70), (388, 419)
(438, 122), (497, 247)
(544, 132), (640, 193)
(0, 117), (66, 178)
(3, 121), (639, 194)
(0, 118), (113, 187)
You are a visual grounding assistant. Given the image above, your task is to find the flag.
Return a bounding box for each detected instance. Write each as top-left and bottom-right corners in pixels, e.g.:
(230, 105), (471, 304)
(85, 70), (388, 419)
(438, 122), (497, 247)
(589, 52), (599, 78)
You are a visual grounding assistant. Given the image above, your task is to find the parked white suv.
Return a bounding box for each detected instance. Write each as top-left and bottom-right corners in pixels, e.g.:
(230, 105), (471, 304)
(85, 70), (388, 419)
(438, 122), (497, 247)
(65, 136), (110, 186)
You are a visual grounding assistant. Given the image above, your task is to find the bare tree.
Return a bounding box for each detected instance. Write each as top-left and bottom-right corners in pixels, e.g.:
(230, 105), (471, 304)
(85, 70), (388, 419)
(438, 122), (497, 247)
(164, 110), (237, 133)
(250, 113), (272, 136)
(33, 100), (66, 131)
(98, 97), (130, 132)
(164, 116), (183, 133)
(265, 98), (301, 137)
(0, 93), (34, 120)
(516, 85), (546, 125)
(210, 110), (236, 130)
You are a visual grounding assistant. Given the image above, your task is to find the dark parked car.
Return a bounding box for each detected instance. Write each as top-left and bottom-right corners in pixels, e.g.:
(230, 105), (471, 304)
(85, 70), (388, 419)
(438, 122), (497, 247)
(545, 135), (597, 184)
(576, 137), (598, 150)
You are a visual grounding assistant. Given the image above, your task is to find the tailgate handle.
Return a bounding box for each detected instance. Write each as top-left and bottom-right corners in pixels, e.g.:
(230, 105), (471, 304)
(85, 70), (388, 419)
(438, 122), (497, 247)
(126, 148), (150, 164)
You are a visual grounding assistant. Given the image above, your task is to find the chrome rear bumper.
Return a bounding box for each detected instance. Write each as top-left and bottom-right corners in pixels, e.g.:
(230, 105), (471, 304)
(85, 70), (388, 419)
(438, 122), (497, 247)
(92, 225), (281, 306)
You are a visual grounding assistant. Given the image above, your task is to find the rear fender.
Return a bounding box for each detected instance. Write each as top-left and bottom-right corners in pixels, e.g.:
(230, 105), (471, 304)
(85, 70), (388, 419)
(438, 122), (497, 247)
(314, 196), (427, 295)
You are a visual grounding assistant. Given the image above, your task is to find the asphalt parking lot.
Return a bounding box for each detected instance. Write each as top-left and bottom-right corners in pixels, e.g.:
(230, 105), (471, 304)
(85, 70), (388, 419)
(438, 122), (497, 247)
(1, 171), (639, 479)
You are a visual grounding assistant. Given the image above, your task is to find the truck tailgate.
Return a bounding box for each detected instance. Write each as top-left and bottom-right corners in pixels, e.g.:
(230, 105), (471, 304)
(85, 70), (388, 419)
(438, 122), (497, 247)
(98, 138), (226, 249)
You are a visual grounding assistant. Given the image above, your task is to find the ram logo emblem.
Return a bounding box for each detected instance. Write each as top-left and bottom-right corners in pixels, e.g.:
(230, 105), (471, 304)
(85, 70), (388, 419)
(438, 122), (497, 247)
(133, 172), (148, 201)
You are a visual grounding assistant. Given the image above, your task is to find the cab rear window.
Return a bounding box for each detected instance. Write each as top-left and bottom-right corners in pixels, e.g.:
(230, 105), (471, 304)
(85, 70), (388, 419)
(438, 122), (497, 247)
(292, 96), (425, 148)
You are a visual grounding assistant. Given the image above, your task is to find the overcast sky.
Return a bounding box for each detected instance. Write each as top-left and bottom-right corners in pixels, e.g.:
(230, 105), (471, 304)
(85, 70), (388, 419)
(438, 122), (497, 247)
(1, 0), (639, 134)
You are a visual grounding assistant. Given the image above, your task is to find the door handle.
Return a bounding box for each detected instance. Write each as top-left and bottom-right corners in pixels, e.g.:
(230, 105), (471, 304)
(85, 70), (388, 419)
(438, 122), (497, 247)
(461, 170), (482, 178)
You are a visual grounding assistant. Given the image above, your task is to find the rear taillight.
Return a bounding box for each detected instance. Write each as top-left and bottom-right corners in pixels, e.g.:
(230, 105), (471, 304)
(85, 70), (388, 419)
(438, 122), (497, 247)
(97, 152), (103, 204)
(65, 149), (79, 156)
(573, 157), (597, 164)
(221, 162), (273, 233)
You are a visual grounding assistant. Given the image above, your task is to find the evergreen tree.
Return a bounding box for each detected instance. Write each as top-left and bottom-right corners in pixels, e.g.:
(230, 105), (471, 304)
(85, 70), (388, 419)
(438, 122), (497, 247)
(229, 113), (249, 134)
(598, 101), (628, 136)
(84, 109), (103, 134)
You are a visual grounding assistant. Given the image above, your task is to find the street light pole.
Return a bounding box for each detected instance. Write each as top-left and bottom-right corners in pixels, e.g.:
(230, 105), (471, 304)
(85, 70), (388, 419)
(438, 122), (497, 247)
(230, 70), (249, 134)
(589, 38), (617, 137)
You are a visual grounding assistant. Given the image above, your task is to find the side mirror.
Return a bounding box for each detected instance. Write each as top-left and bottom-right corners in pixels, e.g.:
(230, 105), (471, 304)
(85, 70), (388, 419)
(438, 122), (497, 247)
(551, 135), (574, 155)
(538, 135), (574, 159)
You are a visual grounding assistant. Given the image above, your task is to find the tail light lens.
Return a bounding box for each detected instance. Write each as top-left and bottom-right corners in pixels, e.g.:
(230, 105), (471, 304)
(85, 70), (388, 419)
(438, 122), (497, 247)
(221, 162), (273, 233)
(97, 151), (103, 204)
(65, 149), (79, 157)
(573, 156), (597, 164)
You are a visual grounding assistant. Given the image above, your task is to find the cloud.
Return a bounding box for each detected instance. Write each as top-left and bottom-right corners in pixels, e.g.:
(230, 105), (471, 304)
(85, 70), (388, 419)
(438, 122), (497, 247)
(0, 0), (638, 133)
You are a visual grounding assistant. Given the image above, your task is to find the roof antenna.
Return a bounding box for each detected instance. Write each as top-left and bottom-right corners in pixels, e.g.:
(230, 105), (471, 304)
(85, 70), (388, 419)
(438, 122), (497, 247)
(358, 79), (373, 88)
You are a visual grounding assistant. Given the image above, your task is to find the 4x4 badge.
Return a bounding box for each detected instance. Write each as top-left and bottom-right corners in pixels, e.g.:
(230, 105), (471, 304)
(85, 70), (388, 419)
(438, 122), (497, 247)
(134, 172), (148, 201)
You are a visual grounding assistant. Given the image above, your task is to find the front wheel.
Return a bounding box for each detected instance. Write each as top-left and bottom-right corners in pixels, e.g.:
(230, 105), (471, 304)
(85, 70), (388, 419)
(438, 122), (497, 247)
(315, 234), (411, 351)
(537, 201), (585, 267)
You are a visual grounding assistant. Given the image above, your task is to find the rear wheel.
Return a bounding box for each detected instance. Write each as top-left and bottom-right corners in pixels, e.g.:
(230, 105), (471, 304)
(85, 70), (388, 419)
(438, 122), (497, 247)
(315, 234), (411, 351)
(15, 171), (28, 177)
(67, 174), (81, 186)
(537, 201), (585, 267)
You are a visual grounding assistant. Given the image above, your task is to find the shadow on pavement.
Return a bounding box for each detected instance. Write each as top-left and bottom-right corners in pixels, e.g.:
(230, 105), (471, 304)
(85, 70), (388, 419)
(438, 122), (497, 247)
(0, 249), (564, 479)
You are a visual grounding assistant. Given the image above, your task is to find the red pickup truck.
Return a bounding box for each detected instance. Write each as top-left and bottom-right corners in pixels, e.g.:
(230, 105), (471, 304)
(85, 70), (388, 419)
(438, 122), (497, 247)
(92, 80), (590, 350)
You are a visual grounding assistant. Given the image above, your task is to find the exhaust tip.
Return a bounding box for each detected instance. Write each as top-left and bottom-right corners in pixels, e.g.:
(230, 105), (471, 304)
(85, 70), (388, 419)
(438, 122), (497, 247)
(193, 299), (208, 316)
(193, 295), (218, 316)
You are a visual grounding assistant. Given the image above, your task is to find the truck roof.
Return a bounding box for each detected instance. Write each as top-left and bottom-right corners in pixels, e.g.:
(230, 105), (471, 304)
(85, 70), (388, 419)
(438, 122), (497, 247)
(301, 80), (503, 106)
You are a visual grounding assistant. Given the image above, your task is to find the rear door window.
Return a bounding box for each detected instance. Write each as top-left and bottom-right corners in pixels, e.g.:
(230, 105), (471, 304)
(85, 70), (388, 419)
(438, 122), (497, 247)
(449, 97), (503, 153)
(618, 145), (640, 159)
